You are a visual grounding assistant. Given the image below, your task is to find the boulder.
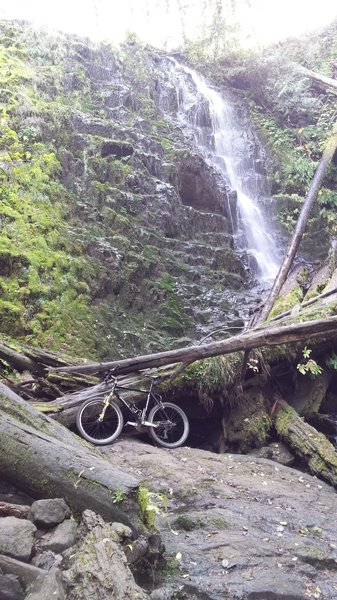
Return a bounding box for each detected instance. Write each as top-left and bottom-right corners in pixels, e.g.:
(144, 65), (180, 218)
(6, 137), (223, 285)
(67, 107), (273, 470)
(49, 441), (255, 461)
(30, 499), (71, 527)
(0, 572), (24, 600)
(0, 517), (36, 561)
(39, 520), (77, 553)
(25, 569), (65, 600)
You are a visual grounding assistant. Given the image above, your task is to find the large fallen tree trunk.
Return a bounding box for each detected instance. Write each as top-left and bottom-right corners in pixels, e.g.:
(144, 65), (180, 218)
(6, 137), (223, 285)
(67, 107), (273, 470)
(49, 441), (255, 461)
(0, 383), (142, 530)
(274, 397), (337, 487)
(49, 316), (337, 377)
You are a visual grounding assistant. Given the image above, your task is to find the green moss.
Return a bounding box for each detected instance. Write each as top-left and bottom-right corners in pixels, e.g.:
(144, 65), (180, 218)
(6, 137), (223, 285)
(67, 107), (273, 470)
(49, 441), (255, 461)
(137, 486), (167, 530)
(165, 354), (242, 410)
(268, 285), (304, 319)
(211, 518), (229, 530)
(172, 515), (203, 531)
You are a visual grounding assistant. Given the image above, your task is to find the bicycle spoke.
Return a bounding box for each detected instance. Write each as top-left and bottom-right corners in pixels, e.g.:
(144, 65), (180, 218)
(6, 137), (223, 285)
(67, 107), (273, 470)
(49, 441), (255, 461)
(149, 403), (188, 448)
(77, 398), (123, 445)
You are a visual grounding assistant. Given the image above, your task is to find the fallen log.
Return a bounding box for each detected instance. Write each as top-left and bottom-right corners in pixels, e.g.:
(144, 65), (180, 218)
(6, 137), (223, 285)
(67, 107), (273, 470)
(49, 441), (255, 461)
(274, 398), (337, 487)
(48, 316), (337, 376)
(0, 383), (142, 530)
(260, 126), (337, 322)
(0, 343), (41, 374)
(294, 64), (337, 95)
(0, 501), (31, 519)
(48, 367), (178, 426)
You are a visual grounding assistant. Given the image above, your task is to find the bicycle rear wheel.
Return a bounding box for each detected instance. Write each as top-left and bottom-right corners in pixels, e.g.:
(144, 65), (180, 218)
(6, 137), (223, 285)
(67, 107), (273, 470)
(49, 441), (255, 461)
(76, 396), (124, 445)
(148, 402), (189, 448)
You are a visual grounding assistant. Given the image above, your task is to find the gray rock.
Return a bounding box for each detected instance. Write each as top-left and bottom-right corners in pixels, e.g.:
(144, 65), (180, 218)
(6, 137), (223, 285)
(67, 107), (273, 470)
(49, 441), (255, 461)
(249, 441), (295, 466)
(64, 522), (149, 599)
(81, 509), (105, 531)
(0, 554), (46, 586)
(30, 499), (70, 527)
(0, 517), (36, 561)
(244, 574), (306, 599)
(0, 573), (24, 600)
(31, 550), (62, 571)
(39, 520), (77, 553)
(109, 521), (132, 541)
(150, 586), (174, 600)
(25, 569), (65, 600)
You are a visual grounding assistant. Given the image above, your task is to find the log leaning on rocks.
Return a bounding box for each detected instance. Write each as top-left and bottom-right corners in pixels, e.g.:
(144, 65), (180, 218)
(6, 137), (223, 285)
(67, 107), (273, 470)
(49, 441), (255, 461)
(274, 398), (337, 487)
(0, 383), (142, 531)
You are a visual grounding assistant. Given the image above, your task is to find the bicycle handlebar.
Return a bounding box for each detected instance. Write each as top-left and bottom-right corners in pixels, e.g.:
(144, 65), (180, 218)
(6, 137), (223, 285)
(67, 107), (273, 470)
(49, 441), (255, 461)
(103, 366), (120, 383)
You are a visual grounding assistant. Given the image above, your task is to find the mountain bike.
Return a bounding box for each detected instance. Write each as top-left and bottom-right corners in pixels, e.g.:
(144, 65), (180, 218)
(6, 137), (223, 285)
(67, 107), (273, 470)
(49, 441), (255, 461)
(76, 369), (189, 448)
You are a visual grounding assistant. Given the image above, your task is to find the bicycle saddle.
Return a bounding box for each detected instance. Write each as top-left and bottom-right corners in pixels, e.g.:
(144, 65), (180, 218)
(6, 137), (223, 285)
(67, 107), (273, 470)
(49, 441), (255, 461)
(150, 375), (162, 384)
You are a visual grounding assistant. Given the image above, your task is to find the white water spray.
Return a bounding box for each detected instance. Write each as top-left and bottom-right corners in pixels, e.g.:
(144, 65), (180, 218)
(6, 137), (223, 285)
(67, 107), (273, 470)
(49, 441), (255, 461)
(161, 59), (280, 283)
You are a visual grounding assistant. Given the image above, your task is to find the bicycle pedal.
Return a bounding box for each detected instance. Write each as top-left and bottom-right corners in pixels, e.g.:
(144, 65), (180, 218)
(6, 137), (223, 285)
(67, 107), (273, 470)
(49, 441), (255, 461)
(126, 421), (138, 427)
(142, 421), (156, 427)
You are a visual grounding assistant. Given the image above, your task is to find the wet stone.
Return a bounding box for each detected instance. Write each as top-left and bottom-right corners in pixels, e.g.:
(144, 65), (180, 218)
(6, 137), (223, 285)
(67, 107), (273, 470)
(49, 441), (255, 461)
(0, 517), (36, 561)
(25, 569), (65, 600)
(0, 572), (24, 600)
(30, 499), (71, 527)
(31, 550), (62, 571)
(39, 520), (77, 553)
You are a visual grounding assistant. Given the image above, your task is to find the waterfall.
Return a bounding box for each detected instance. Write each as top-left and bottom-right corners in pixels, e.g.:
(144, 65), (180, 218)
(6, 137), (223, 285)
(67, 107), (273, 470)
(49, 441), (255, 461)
(159, 58), (281, 283)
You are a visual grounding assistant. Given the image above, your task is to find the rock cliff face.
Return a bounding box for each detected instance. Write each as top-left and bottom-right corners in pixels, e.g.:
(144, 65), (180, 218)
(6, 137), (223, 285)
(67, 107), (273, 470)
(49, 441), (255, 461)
(0, 21), (274, 359)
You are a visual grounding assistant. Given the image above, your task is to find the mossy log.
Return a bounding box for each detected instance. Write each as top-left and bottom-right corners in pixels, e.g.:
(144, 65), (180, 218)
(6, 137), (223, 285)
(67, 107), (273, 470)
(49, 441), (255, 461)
(0, 343), (41, 374)
(0, 382), (142, 530)
(274, 398), (337, 487)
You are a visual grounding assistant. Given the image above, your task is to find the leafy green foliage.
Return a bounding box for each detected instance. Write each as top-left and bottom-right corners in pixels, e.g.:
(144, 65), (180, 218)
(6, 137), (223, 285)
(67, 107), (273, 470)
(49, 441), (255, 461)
(297, 347), (323, 377)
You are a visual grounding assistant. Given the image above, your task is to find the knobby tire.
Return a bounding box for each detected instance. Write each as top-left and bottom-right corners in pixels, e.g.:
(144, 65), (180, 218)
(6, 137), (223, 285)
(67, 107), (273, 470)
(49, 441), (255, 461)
(148, 402), (189, 448)
(76, 396), (124, 445)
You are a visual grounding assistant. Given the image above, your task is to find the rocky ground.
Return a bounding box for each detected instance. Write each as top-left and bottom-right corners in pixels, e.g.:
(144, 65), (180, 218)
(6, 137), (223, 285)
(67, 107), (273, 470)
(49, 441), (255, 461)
(1, 437), (337, 599)
(102, 438), (337, 599)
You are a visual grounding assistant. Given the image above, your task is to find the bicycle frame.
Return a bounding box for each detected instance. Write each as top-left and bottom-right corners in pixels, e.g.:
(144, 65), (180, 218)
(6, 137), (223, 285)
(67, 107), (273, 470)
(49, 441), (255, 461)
(100, 376), (162, 426)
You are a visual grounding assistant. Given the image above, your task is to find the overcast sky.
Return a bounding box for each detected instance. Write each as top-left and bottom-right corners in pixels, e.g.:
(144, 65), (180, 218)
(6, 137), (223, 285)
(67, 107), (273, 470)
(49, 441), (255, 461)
(0, 0), (336, 48)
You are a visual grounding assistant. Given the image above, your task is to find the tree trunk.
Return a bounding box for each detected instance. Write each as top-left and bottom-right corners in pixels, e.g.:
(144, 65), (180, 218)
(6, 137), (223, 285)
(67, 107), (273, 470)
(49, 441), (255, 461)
(0, 383), (142, 530)
(48, 316), (337, 377)
(274, 398), (337, 487)
(0, 343), (41, 374)
(294, 64), (337, 95)
(260, 129), (337, 322)
(0, 502), (31, 519)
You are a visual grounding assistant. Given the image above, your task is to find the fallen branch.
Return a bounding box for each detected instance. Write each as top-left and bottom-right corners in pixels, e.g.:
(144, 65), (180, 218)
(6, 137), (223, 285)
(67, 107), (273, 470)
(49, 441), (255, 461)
(0, 501), (31, 519)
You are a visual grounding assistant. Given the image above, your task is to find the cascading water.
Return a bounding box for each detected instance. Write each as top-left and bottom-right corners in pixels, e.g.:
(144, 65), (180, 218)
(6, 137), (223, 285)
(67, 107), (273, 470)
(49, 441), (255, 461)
(159, 58), (281, 284)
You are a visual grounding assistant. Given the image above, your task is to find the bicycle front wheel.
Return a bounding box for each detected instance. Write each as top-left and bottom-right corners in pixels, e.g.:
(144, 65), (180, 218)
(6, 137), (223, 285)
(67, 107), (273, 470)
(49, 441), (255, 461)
(148, 402), (189, 448)
(76, 396), (124, 445)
